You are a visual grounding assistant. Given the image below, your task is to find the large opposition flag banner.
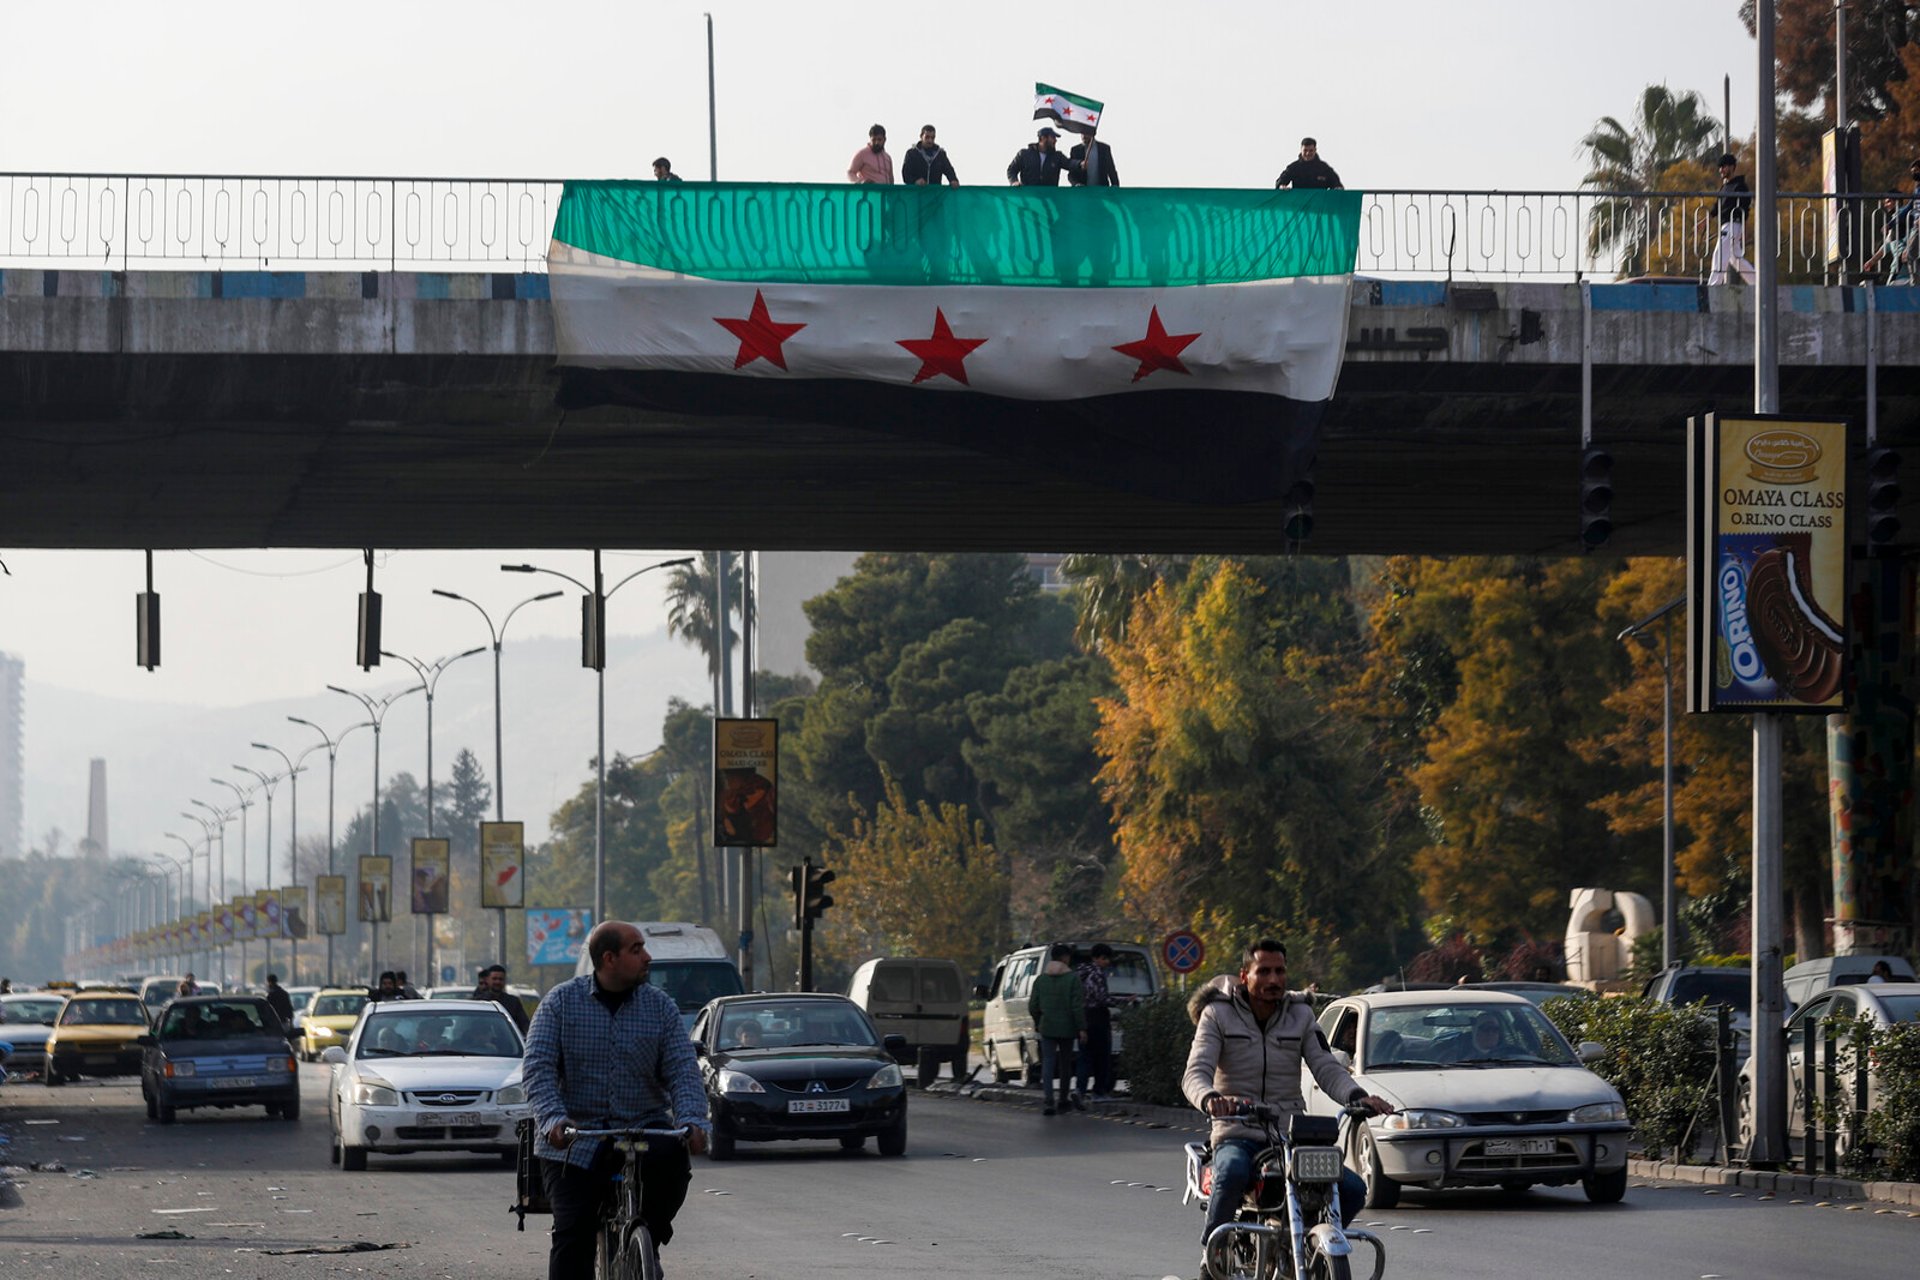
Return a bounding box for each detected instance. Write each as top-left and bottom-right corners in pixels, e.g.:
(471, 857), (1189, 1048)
(549, 183), (1360, 506)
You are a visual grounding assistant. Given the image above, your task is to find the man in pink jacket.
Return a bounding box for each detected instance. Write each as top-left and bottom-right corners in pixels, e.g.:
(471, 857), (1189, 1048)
(848, 125), (894, 184)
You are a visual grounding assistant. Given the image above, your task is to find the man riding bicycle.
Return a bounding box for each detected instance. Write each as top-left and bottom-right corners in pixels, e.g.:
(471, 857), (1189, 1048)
(524, 921), (710, 1280)
(1183, 938), (1392, 1273)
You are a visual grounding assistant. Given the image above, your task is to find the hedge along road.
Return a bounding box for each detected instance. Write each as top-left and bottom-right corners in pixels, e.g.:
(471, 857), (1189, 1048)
(4, 1066), (1919, 1279)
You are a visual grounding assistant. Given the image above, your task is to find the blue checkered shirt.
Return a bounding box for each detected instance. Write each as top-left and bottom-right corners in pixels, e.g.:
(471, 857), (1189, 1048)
(524, 974), (710, 1169)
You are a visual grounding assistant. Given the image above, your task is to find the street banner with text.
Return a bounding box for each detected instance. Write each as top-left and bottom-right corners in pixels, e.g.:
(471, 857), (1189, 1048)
(714, 717), (778, 847)
(358, 856), (393, 923)
(256, 888), (283, 940)
(314, 875), (347, 936)
(282, 885), (310, 940)
(480, 822), (526, 908)
(411, 838), (452, 914)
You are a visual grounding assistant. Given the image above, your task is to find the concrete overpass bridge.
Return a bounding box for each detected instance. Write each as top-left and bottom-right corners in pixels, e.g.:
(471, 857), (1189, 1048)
(2, 175), (1915, 556)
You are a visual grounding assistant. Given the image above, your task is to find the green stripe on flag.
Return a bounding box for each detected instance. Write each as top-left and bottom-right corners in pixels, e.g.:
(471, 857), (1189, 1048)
(551, 182), (1361, 289)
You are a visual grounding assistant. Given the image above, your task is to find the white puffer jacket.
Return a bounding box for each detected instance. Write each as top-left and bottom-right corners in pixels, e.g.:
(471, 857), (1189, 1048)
(1181, 975), (1364, 1146)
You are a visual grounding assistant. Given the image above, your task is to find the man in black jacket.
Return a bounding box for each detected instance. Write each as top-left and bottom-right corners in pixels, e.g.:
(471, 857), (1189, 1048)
(902, 125), (959, 186)
(1008, 127), (1071, 186)
(1707, 153), (1756, 285)
(474, 963), (531, 1036)
(263, 973), (294, 1038)
(1067, 132), (1119, 187)
(1275, 137), (1342, 190)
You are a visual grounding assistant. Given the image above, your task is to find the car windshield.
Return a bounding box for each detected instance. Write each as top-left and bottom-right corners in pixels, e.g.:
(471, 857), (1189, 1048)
(1365, 1002), (1577, 1069)
(312, 993), (368, 1018)
(651, 962), (745, 1013)
(3, 998), (64, 1025)
(1670, 972), (1751, 1013)
(163, 1002), (272, 1040)
(60, 999), (147, 1026)
(142, 984), (178, 1009)
(288, 991), (313, 1012)
(356, 1009), (522, 1058)
(717, 1001), (877, 1049)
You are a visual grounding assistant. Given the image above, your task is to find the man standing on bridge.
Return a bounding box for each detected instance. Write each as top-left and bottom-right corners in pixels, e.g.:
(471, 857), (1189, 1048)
(1707, 153), (1756, 286)
(1275, 137), (1342, 190)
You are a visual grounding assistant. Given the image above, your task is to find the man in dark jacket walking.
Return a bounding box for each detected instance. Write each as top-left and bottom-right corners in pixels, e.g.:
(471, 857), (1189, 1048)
(1008, 127), (1071, 186)
(263, 973), (294, 1037)
(902, 125), (959, 186)
(474, 963), (531, 1036)
(1275, 137), (1343, 190)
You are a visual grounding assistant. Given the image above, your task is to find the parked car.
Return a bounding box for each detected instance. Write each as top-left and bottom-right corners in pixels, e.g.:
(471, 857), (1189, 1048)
(1735, 981), (1920, 1159)
(0, 992), (65, 1075)
(979, 941), (1159, 1086)
(1641, 965), (1752, 1050)
(44, 991), (151, 1084)
(573, 922), (744, 1031)
(297, 988), (372, 1061)
(1781, 954), (1916, 1011)
(322, 998), (529, 1171)
(138, 995), (300, 1123)
(1307, 991), (1631, 1207)
(846, 957), (971, 1084)
(691, 993), (908, 1159)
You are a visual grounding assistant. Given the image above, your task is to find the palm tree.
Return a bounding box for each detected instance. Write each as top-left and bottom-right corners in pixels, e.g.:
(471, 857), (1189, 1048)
(1059, 553), (1188, 650)
(663, 551), (750, 679)
(1579, 85), (1725, 276)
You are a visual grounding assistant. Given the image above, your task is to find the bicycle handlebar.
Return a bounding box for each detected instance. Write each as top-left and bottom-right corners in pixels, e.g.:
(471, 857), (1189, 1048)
(561, 1124), (690, 1140)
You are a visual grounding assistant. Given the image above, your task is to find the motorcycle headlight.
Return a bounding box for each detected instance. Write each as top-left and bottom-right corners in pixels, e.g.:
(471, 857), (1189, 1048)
(866, 1063), (903, 1089)
(353, 1078), (400, 1106)
(1569, 1100), (1627, 1124)
(1380, 1108), (1464, 1131)
(716, 1069), (765, 1094)
(495, 1084), (527, 1105)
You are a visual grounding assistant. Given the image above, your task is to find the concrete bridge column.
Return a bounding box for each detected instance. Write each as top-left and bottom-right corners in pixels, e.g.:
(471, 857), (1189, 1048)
(1826, 555), (1919, 957)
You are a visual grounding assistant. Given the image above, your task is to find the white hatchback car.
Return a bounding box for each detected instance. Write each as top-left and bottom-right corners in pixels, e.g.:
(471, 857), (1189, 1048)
(1306, 991), (1630, 1208)
(322, 998), (530, 1171)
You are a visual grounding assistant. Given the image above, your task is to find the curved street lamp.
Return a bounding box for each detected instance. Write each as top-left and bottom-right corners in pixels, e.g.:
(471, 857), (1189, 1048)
(286, 717), (373, 985)
(327, 683), (424, 978)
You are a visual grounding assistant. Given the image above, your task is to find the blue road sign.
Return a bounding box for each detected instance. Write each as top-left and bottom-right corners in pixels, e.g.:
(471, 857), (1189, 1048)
(1163, 930), (1205, 974)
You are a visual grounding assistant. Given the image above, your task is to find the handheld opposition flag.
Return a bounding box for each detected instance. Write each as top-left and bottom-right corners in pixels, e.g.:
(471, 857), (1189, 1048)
(1033, 82), (1104, 135)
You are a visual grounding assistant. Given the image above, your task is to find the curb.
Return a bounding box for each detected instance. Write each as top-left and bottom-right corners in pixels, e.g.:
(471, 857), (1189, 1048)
(928, 1079), (1920, 1210)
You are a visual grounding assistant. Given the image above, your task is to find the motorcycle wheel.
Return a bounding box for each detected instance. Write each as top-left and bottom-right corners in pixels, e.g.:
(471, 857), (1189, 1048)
(1304, 1253), (1352, 1280)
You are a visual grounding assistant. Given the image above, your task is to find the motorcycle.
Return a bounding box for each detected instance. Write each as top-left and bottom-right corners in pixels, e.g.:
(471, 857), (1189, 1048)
(1182, 1101), (1385, 1280)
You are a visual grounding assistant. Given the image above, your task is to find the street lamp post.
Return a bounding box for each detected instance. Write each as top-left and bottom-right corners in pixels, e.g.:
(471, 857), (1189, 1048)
(164, 832), (198, 969)
(188, 801), (233, 986)
(210, 776), (255, 983)
(433, 586), (563, 965)
(380, 646), (485, 982)
(235, 764), (285, 976)
(175, 817), (215, 976)
(327, 684), (423, 982)
(255, 742), (313, 981)
(1617, 594), (1684, 972)
(288, 717), (373, 986)
(503, 554), (693, 925)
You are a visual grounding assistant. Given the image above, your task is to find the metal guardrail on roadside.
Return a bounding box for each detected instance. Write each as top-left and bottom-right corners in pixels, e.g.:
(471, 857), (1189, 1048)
(0, 174), (1910, 281)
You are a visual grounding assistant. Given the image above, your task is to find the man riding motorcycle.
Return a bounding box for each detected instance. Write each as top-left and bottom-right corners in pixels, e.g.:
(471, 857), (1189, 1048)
(1183, 938), (1393, 1273)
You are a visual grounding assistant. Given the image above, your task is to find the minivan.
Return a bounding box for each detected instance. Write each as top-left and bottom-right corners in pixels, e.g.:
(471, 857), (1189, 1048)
(573, 921), (746, 1030)
(979, 941), (1159, 1086)
(1781, 953), (1915, 1011)
(846, 957), (971, 1084)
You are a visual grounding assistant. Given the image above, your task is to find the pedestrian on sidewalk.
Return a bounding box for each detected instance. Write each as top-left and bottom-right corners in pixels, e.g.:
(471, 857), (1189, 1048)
(1073, 943), (1116, 1103)
(263, 973), (294, 1035)
(1028, 943), (1086, 1115)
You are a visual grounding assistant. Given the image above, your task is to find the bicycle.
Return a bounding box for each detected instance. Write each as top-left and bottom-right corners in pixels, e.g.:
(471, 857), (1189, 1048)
(561, 1123), (690, 1280)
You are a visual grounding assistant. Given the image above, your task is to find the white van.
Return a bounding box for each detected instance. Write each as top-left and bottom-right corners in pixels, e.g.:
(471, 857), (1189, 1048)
(1781, 953), (1916, 1010)
(846, 957), (971, 1084)
(572, 921), (745, 1030)
(979, 941), (1159, 1086)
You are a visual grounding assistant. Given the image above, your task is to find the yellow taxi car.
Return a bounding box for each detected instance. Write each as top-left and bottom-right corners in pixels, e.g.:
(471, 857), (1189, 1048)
(45, 991), (151, 1085)
(297, 988), (371, 1062)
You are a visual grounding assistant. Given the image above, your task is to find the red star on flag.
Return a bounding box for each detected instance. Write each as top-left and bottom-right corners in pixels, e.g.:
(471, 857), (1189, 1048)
(897, 308), (987, 385)
(1112, 307), (1201, 382)
(714, 290), (805, 370)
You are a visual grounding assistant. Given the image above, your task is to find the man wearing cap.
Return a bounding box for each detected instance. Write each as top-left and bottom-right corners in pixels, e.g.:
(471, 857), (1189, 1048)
(1707, 153), (1756, 285)
(848, 124), (894, 184)
(1276, 137), (1342, 190)
(1008, 127), (1072, 186)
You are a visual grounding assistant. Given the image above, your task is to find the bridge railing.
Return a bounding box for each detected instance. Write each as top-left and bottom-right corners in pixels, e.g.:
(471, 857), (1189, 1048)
(0, 174), (1907, 281)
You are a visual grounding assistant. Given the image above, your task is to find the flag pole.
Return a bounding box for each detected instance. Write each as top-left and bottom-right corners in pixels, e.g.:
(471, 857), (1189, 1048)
(705, 13), (718, 181)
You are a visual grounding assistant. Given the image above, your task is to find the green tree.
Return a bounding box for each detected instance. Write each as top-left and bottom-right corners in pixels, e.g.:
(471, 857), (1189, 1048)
(439, 748), (492, 857)
(663, 552), (748, 679)
(1579, 85), (1725, 275)
(1743, 0), (1918, 121)
(1059, 553), (1190, 649)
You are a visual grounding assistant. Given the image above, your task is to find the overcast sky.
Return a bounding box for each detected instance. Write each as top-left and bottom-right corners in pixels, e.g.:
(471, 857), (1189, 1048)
(0, 2), (1771, 846)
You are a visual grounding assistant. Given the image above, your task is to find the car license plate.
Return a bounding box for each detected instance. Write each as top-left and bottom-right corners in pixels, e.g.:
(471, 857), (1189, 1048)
(212, 1077), (257, 1089)
(787, 1098), (851, 1114)
(419, 1111), (481, 1126)
(85, 1055), (115, 1065)
(1482, 1137), (1556, 1156)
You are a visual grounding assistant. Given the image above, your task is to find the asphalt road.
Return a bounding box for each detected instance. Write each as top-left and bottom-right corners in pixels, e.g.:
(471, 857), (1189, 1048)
(3, 1066), (1918, 1279)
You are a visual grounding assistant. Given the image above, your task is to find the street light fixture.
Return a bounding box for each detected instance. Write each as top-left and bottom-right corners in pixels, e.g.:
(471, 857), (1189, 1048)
(1617, 593), (1685, 973)
(287, 717), (374, 985)
(503, 554), (694, 924)
(187, 800), (233, 986)
(327, 683), (424, 978)
(432, 585), (563, 964)
(235, 763), (288, 975)
(175, 816), (215, 973)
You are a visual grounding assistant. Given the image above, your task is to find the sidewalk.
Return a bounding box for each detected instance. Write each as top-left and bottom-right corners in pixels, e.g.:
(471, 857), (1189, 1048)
(925, 1077), (1920, 1211)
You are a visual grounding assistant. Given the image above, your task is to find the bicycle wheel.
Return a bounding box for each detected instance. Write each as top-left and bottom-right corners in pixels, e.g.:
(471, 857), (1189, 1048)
(617, 1222), (660, 1280)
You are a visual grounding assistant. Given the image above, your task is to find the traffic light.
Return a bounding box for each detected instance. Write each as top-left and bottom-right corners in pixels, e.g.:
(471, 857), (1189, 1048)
(582, 591), (606, 671)
(1580, 446), (1614, 551)
(1867, 446), (1901, 550)
(1283, 470), (1315, 549)
(790, 863), (806, 931)
(803, 861), (836, 923)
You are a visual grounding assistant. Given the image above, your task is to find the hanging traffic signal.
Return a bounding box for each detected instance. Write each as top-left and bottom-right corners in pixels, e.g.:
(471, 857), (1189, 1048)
(1867, 446), (1901, 550)
(1283, 470), (1315, 548)
(803, 861), (836, 923)
(1580, 446), (1614, 550)
(790, 863), (807, 931)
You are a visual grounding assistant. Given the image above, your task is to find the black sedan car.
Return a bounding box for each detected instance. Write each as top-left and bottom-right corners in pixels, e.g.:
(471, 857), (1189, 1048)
(138, 995), (301, 1123)
(690, 994), (908, 1159)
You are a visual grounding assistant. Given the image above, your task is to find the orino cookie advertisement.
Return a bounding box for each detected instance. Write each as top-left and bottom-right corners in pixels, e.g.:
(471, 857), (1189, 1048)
(1687, 415), (1849, 713)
